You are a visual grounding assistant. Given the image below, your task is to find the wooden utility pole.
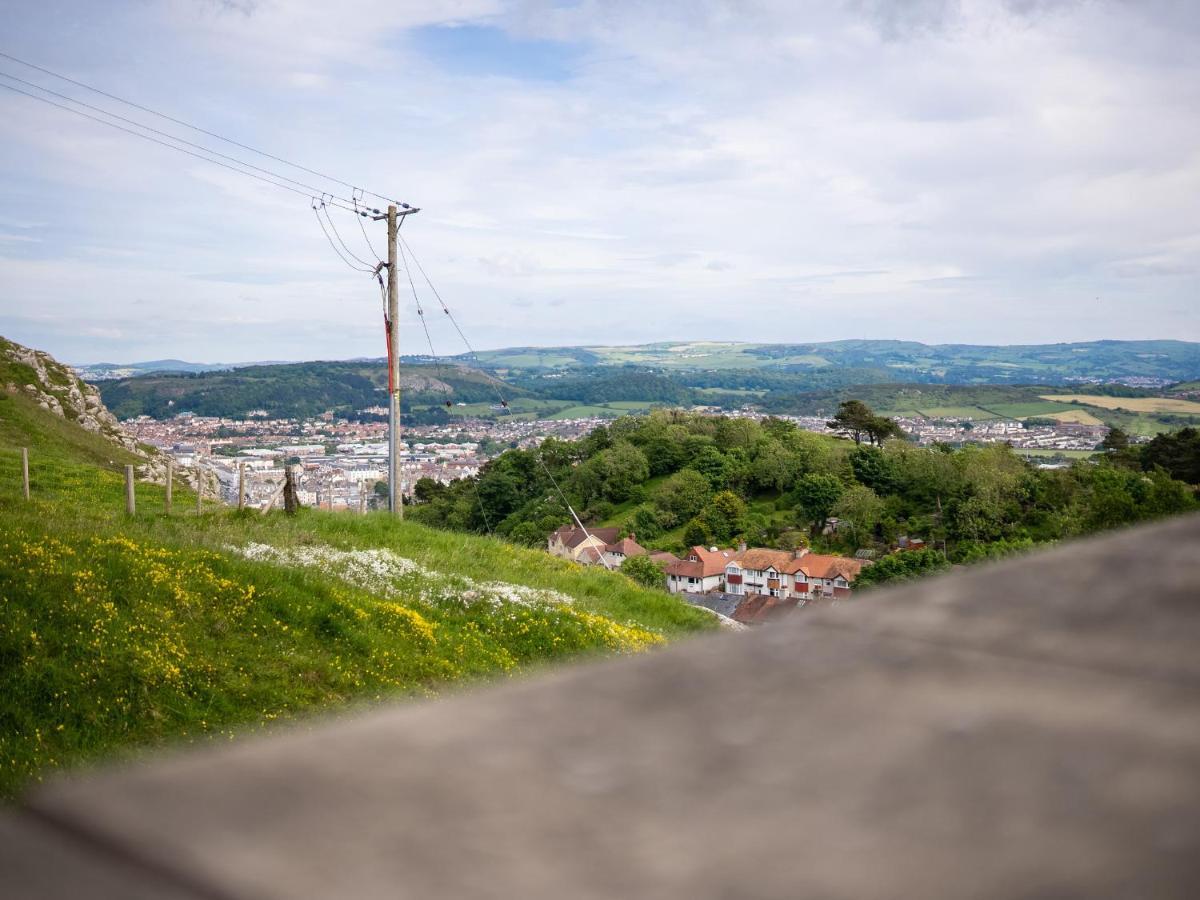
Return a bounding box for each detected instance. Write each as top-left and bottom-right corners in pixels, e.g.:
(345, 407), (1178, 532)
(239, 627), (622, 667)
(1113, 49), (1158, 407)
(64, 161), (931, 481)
(21, 447), (29, 501)
(238, 462), (246, 510)
(386, 203), (403, 519)
(196, 467), (203, 515)
(164, 459), (173, 513)
(125, 465), (135, 515)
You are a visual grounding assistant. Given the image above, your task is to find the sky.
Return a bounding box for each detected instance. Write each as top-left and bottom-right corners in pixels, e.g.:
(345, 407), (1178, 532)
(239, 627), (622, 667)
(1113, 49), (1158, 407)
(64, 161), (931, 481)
(0, 0), (1197, 364)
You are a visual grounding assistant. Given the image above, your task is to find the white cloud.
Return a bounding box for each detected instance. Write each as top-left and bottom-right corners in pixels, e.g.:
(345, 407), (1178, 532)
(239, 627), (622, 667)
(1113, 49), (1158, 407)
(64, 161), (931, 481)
(0, 0), (1196, 362)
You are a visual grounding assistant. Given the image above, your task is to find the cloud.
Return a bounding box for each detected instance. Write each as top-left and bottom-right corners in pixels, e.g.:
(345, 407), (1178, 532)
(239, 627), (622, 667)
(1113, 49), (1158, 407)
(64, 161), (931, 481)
(0, 0), (1196, 363)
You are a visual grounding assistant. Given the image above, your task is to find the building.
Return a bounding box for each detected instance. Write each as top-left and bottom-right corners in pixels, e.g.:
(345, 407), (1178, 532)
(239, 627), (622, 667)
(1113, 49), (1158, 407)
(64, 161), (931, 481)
(723, 547), (864, 601)
(665, 545), (865, 601)
(664, 546), (741, 594)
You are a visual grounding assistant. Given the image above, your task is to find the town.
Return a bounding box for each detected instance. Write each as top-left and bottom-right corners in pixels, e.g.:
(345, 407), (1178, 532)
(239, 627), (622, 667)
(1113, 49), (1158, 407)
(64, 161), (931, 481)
(123, 404), (1112, 511)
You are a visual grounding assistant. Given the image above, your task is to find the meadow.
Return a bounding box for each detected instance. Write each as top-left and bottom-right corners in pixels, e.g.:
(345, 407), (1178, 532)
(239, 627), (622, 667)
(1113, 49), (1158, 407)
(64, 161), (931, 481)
(0, 390), (711, 798)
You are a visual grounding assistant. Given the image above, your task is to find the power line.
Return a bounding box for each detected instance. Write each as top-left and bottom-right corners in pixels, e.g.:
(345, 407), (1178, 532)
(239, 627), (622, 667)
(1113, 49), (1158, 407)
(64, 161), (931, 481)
(0, 69), (362, 207)
(318, 200), (377, 269)
(398, 234), (511, 409)
(312, 202), (374, 273)
(0, 80), (361, 212)
(0, 49), (411, 209)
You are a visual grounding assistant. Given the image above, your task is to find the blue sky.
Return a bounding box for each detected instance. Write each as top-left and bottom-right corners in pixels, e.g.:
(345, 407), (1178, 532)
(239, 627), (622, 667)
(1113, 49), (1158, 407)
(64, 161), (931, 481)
(0, 0), (1198, 363)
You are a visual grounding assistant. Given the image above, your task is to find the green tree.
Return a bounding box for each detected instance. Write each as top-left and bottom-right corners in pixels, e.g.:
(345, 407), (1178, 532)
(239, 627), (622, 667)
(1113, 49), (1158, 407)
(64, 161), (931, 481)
(827, 400), (875, 445)
(831, 484), (883, 544)
(855, 549), (949, 588)
(691, 446), (730, 489)
(683, 518), (712, 547)
(1099, 427), (1130, 452)
(653, 469), (713, 527)
(621, 554), (666, 591)
(631, 504), (664, 540)
(750, 439), (802, 492)
(699, 490), (748, 544)
(791, 473), (844, 532)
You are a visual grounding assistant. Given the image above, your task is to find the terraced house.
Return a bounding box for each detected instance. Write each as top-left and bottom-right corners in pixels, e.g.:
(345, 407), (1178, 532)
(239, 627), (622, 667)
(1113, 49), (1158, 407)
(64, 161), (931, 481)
(666, 545), (864, 600)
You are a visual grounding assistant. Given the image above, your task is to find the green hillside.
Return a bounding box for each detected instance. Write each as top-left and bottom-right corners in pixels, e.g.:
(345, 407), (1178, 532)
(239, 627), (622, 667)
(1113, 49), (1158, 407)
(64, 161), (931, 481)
(98, 359), (523, 420)
(468, 339), (1200, 382)
(0, 386), (711, 799)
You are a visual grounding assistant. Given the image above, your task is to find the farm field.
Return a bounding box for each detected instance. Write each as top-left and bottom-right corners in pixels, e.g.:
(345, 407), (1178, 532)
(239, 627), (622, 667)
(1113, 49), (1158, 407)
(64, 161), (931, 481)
(1041, 395), (1200, 415)
(1013, 448), (1098, 459)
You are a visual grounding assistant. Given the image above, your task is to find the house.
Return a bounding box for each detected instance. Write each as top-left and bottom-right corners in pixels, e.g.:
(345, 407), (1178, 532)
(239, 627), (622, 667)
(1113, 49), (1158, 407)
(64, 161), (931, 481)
(721, 546), (866, 601)
(548, 526), (620, 563)
(665, 546), (741, 594)
(547, 526), (649, 568)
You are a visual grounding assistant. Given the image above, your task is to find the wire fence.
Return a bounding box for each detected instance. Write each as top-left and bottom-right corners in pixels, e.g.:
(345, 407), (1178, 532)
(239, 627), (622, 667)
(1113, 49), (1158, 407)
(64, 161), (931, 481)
(0, 448), (380, 518)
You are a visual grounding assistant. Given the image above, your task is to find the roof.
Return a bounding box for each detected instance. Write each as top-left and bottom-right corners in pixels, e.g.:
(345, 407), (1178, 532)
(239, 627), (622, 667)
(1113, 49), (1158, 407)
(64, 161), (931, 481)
(731, 593), (800, 625)
(800, 555), (865, 582)
(648, 551), (680, 566)
(551, 526), (620, 551)
(681, 591), (742, 618)
(604, 538), (647, 558)
(666, 546), (739, 579)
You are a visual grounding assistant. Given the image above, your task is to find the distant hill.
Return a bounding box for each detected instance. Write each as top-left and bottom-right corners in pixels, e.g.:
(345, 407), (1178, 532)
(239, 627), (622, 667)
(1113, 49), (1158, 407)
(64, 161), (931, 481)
(73, 358), (295, 381)
(90, 340), (1200, 424)
(465, 339), (1200, 383)
(98, 359), (522, 420)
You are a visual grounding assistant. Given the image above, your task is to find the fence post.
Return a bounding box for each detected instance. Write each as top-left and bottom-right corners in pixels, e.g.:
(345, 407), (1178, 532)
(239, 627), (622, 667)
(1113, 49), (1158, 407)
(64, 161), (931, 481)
(196, 467), (203, 515)
(165, 458), (173, 513)
(125, 465), (135, 515)
(359, 485), (366, 515)
(238, 462), (246, 510)
(21, 447), (30, 501)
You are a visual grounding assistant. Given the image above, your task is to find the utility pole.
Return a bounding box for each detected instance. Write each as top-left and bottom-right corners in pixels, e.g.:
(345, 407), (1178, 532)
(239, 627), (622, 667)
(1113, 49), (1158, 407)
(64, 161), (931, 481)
(370, 201), (418, 517)
(387, 203), (402, 518)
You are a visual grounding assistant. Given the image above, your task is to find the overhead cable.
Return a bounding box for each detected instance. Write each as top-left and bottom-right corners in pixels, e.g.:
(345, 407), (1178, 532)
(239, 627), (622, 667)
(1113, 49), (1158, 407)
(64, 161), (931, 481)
(0, 80), (361, 212)
(0, 49), (409, 208)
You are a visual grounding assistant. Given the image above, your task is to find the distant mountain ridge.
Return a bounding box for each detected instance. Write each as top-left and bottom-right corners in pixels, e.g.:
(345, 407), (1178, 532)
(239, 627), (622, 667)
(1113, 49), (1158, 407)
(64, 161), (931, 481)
(463, 339), (1200, 382)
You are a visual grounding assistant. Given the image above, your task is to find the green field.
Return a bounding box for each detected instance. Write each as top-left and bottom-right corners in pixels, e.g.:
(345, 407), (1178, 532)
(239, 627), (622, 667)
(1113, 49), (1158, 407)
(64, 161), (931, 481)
(0, 386), (711, 798)
(1013, 448), (1098, 459)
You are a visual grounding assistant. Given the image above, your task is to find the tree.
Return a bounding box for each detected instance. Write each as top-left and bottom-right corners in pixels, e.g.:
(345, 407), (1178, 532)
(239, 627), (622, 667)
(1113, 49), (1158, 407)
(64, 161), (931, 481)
(621, 554), (666, 591)
(750, 439), (802, 492)
(827, 400), (875, 445)
(849, 446), (900, 495)
(631, 504), (664, 540)
(683, 518), (712, 547)
(699, 490), (748, 544)
(1140, 427), (1200, 484)
(865, 414), (904, 445)
(855, 549), (949, 588)
(1099, 427), (1130, 452)
(831, 484), (883, 544)
(791, 473), (844, 532)
(691, 446), (730, 489)
(653, 469), (712, 527)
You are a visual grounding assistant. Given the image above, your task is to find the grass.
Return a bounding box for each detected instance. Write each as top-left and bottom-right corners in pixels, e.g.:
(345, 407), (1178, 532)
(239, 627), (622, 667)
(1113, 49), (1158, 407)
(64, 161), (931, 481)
(1012, 448), (1098, 459)
(1041, 394), (1200, 415)
(0, 392), (712, 798)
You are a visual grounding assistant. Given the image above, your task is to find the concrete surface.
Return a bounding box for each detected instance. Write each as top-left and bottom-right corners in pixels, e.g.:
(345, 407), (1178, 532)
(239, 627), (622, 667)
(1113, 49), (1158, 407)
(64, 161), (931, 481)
(3, 513), (1199, 898)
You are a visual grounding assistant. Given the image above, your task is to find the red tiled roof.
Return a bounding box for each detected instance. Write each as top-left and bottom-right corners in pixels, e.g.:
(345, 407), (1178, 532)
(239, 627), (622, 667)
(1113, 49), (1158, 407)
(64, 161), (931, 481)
(731, 593), (800, 624)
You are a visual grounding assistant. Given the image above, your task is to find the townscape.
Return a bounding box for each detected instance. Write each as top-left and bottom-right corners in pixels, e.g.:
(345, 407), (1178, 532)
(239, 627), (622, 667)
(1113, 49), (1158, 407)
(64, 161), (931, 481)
(123, 403), (1113, 513)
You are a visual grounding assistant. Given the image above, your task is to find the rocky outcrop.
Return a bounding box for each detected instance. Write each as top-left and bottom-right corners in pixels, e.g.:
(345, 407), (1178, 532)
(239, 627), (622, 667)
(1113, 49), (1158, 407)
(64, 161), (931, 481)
(1, 336), (216, 493)
(2, 336), (143, 452)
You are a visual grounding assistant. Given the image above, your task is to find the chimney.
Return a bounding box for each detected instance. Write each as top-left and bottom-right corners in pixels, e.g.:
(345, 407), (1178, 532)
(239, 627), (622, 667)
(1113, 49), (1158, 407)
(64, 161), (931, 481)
(629, 532), (635, 542)
(793, 546), (809, 559)
(737, 540), (747, 553)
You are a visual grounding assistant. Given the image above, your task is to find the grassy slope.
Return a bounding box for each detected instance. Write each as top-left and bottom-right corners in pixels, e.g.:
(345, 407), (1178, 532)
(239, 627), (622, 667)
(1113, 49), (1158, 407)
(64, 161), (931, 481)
(0, 392), (711, 797)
